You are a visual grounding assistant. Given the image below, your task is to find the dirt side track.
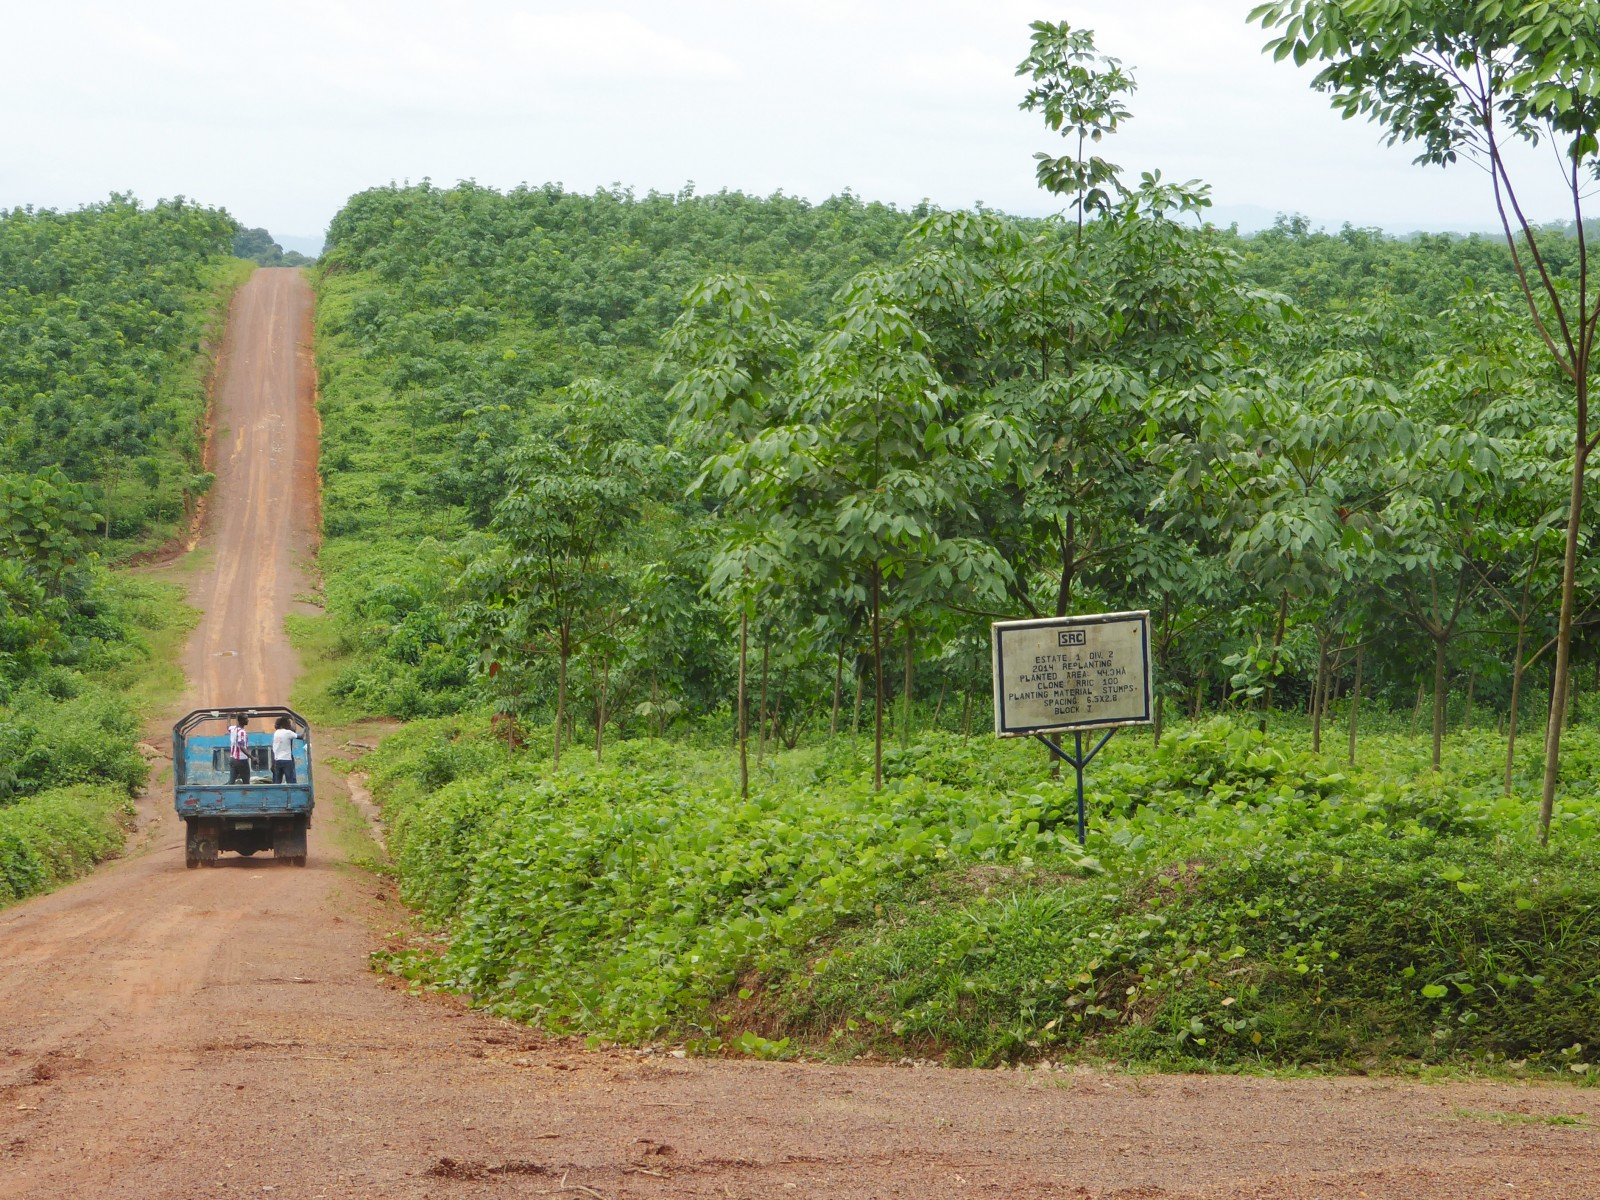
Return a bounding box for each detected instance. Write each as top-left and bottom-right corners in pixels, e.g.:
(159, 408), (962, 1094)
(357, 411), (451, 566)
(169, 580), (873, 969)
(2, 269), (1597, 1199)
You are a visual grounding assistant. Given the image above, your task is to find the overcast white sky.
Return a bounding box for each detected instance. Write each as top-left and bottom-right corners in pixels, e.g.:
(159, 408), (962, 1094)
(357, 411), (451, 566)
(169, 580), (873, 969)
(1, 0), (1582, 249)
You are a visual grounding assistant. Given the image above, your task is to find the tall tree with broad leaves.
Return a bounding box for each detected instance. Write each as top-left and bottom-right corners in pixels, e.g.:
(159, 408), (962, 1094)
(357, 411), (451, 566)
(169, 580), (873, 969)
(453, 379), (654, 765)
(663, 274), (800, 799)
(1159, 349), (1407, 732)
(697, 271), (1006, 789)
(1250, 0), (1600, 840)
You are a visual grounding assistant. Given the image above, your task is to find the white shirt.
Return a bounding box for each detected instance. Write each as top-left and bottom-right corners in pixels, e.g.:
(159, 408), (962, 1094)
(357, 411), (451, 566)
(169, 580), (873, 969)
(272, 728), (300, 761)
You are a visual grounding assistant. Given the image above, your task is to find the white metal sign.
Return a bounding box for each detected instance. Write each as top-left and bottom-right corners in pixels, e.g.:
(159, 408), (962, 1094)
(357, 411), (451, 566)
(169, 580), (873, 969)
(991, 610), (1153, 737)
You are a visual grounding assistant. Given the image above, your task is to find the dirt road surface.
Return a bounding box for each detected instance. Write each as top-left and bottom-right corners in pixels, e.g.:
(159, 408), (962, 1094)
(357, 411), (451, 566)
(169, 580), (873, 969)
(3, 269), (1598, 1199)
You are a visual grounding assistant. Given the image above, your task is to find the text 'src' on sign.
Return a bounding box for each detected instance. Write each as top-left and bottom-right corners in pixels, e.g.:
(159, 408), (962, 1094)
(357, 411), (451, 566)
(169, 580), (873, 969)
(991, 610), (1153, 737)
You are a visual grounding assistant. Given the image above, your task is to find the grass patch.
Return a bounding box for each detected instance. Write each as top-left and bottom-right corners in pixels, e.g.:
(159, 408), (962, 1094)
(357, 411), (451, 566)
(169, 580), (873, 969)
(1452, 1107), (1595, 1127)
(323, 783), (387, 875)
(287, 611), (368, 727)
(104, 572), (198, 720)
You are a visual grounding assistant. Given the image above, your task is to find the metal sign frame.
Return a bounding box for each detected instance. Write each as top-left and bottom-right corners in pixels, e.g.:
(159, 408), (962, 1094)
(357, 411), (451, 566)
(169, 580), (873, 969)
(991, 610), (1153, 845)
(991, 610), (1153, 737)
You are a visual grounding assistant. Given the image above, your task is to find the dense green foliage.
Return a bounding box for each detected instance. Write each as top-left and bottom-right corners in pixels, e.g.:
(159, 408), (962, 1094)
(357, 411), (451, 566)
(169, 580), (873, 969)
(306, 175), (1572, 758)
(0, 571), (192, 907)
(1252, 0), (1600, 844)
(0, 197), (226, 906)
(309, 184), (918, 721)
(0, 783), (134, 906)
(1, 195), (243, 553)
(372, 716), (1600, 1072)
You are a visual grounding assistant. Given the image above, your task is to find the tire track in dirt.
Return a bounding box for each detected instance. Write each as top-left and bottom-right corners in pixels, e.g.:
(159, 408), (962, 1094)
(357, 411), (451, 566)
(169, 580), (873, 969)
(1, 269), (1597, 1199)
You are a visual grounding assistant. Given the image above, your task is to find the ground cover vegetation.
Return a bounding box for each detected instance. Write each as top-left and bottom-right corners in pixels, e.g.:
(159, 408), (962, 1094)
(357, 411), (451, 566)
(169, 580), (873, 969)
(0, 196), (236, 904)
(313, 17), (1600, 1069)
(372, 716), (1600, 1072)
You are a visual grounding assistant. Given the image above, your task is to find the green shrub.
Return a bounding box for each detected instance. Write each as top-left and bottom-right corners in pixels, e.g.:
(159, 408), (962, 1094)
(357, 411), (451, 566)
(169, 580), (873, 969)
(0, 784), (132, 905)
(371, 716), (1600, 1072)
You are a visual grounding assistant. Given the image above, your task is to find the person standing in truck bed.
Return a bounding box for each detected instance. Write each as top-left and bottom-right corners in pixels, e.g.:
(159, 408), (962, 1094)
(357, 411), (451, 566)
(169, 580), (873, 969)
(271, 716), (303, 785)
(227, 714), (250, 784)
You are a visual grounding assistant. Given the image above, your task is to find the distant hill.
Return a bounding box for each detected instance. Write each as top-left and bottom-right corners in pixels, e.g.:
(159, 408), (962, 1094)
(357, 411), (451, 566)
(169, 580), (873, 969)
(1204, 202), (1506, 239)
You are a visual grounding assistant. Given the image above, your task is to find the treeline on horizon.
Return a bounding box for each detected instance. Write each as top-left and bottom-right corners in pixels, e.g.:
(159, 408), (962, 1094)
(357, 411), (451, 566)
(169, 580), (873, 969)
(306, 170), (1586, 790)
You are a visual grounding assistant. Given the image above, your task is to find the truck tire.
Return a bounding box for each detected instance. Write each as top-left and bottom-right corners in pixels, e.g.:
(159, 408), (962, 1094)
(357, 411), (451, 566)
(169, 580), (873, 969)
(185, 820), (219, 868)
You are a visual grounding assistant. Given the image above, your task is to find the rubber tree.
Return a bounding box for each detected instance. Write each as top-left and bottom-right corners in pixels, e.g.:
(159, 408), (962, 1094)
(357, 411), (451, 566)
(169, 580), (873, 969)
(703, 271), (1007, 789)
(1252, 0), (1600, 840)
(1016, 19), (1136, 240)
(453, 379), (652, 766)
(1411, 289), (1571, 789)
(663, 274), (799, 799)
(0, 467), (102, 595)
(1161, 350), (1406, 731)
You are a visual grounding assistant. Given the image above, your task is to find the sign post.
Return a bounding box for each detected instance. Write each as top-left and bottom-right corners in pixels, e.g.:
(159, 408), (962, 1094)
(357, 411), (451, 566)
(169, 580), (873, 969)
(991, 610), (1153, 844)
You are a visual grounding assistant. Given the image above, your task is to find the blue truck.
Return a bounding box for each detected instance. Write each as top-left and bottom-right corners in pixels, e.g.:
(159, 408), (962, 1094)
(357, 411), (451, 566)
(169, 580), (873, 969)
(172, 706), (314, 868)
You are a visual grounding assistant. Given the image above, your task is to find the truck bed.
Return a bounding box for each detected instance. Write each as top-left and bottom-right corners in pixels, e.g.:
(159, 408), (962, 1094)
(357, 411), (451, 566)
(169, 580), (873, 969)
(175, 734), (313, 818)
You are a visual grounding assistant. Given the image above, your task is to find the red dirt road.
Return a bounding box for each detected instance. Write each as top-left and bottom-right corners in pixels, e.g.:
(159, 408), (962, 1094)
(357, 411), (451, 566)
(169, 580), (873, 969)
(185, 266), (320, 708)
(2, 269), (1598, 1199)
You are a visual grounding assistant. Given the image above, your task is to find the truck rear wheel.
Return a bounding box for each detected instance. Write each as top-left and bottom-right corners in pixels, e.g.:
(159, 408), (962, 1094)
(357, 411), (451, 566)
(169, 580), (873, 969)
(185, 820), (220, 868)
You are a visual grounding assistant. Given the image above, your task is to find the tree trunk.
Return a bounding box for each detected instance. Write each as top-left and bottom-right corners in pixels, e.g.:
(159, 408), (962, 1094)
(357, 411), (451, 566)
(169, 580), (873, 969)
(852, 660), (864, 738)
(900, 625), (915, 751)
(1312, 638), (1330, 753)
(1464, 669), (1476, 731)
(757, 636), (770, 768)
(830, 638), (845, 739)
(738, 604), (749, 800)
(1411, 677), (1425, 738)
(595, 653), (609, 764)
(1347, 645), (1363, 767)
(1431, 639), (1446, 771)
(933, 683), (947, 728)
(1192, 674), (1205, 721)
(961, 689), (973, 741)
(103, 471), (116, 541)
(1153, 692), (1164, 746)
(871, 568), (884, 791)
(1541, 439), (1588, 844)
(769, 668), (787, 751)
(554, 624), (569, 768)
(1505, 624), (1527, 798)
(1055, 511), (1076, 617)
